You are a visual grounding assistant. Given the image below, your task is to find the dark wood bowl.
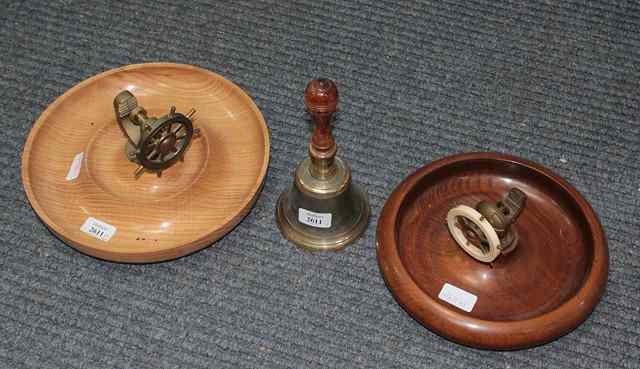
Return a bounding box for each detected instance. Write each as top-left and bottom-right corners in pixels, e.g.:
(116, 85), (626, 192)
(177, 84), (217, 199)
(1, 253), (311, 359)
(377, 152), (608, 350)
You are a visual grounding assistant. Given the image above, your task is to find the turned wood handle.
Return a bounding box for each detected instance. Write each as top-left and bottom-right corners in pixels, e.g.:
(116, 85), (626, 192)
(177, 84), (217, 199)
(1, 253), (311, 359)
(304, 79), (338, 151)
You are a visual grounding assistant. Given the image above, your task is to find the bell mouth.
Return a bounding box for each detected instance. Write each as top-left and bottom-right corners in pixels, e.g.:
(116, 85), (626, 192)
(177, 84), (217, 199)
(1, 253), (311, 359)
(275, 182), (370, 251)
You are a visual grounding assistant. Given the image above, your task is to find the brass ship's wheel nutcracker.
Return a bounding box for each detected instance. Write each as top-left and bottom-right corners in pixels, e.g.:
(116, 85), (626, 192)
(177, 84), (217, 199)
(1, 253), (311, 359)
(113, 90), (199, 178)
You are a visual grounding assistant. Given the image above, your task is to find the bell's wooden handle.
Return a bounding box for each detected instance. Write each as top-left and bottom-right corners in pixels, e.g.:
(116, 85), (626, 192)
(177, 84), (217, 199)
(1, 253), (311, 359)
(304, 79), (338, 151)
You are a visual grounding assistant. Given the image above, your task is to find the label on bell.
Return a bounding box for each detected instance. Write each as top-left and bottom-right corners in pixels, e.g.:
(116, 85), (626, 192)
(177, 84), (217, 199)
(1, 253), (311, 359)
(438, 283), (477, 312)
(298, 208), (332, 228)
(80, 217), (117, 242)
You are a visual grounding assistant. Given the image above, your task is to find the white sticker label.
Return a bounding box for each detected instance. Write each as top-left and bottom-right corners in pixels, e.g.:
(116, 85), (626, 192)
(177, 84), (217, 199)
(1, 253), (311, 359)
(80, 217), (117, 242)
(66, 152), (84, 181)
(298, 208), (332, 228)
(438, 283), (477, 312)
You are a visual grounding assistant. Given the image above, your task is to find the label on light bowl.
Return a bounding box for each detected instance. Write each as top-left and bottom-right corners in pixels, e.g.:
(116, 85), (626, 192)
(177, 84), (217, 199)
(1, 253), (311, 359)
(298, 208), (332, 228)
(66, 152), (84, 181)
(80, 217), (117, 242)
(438, 283), (477, 312)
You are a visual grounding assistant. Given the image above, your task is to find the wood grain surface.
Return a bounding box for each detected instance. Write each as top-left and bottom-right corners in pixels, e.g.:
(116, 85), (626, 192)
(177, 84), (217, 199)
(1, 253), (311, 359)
(376, 152), (608, 350)
(22, 63), (270, 263)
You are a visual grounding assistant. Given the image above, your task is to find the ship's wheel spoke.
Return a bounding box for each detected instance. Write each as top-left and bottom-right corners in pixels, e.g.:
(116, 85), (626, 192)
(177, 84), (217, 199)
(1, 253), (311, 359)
(147, 147), (160, 160)
(172, 123), (184, 135)
(456, 217), (489, 254)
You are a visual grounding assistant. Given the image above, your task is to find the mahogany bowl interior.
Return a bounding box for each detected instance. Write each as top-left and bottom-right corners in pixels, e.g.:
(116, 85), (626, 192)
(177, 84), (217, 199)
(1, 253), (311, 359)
(376, 152), (608, 350)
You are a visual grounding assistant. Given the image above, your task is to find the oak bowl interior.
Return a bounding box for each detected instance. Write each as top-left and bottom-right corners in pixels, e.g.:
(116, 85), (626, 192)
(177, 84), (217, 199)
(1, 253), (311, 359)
(377, 153), (608, 349)
(22, 63), (270, 263)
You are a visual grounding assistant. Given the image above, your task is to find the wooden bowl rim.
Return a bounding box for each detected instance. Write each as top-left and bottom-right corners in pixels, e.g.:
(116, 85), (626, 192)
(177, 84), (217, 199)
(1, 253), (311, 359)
(21, 62), (270, 262)
(376, 152), (609, 349)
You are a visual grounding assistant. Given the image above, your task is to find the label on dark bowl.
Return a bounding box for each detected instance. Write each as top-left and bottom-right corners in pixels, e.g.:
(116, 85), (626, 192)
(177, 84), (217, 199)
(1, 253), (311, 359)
(438, 283), (477, 312)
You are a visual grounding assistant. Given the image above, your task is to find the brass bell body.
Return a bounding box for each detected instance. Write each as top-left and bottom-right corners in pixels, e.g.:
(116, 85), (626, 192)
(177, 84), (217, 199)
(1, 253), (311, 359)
(276, 79), (370, 251)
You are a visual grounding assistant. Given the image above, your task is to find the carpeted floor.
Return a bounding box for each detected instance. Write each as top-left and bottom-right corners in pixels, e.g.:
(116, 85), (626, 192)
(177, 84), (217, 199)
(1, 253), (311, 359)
(1, 1), (639, 368)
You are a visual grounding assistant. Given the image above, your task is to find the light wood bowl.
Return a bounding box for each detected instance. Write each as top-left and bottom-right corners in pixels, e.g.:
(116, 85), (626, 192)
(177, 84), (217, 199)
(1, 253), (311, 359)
(22, 63), (270, 263)
(377, 152), (608, 349)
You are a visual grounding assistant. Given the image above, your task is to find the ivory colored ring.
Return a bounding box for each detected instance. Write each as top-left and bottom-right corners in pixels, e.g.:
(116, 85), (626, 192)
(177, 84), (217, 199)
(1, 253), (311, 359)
(446, 205), (501, 263)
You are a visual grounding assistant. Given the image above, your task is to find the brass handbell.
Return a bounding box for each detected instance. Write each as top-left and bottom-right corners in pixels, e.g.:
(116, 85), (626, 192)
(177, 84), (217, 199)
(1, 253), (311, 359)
(276, 78), (370, 251)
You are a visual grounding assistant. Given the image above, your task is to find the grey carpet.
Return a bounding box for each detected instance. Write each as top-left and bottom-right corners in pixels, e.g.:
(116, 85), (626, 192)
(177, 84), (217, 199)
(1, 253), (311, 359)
(1, 0), (639, 368)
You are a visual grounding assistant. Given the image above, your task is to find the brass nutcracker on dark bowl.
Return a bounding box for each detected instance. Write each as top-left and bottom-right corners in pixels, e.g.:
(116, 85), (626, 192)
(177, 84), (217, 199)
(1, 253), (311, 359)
(447, 188), (526, 263)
